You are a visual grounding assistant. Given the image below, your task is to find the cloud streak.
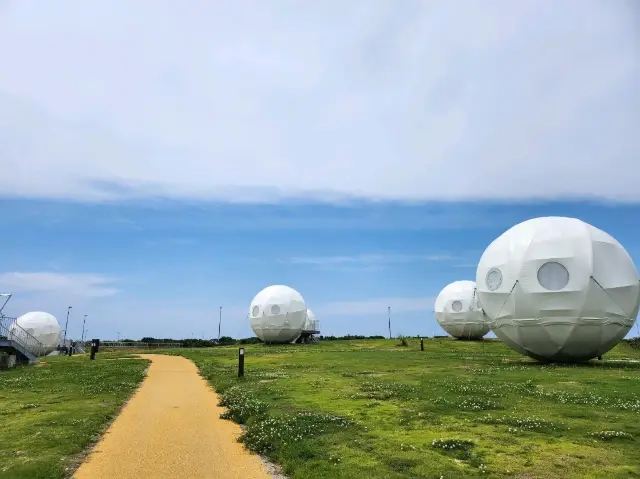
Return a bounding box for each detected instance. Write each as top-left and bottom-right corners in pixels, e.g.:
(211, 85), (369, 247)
(287, 253), (457, 272)
(0, 0), (637, 203)
(0, 272), (118, 298)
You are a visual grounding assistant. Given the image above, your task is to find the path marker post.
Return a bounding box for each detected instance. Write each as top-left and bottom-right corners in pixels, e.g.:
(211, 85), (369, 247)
(420, 338), (424, 351)
(238, 348), (245, 377)
(90, 338), (99, 360)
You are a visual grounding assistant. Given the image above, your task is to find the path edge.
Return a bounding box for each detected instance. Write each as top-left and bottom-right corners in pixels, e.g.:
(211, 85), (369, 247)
(66, 357), (152, 478)
(194, 363), (289, 479)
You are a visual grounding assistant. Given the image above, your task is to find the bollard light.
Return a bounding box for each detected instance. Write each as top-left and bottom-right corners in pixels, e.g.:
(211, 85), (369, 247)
(238, 347), (245, 377)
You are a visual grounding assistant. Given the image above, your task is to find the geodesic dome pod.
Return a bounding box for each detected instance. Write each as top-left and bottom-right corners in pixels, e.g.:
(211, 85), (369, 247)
(434, 280), (490, 340)
(304, 308), (317, 331)
(250, 285), (307, 343)
(10, 311), (61, 355)
(476, 216), (640, 362)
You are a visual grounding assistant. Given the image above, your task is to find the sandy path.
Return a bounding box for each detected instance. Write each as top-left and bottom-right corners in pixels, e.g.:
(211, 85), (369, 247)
(74, 354), (272, 479)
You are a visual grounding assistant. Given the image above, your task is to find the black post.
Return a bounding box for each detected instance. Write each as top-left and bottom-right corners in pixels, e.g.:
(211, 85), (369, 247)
(238, 347), (245, 377)
(388, 306), (391, 339)
(218, 306), (222, 341)
(90, 338), (100, 360)
(420, 338), (424, 351)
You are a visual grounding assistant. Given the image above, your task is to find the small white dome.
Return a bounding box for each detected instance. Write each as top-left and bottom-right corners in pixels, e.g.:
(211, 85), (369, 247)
(434, 281), (489, 339)
(249, 285), (307, 343)
(477, 216), (640, 361)
(10, 311), (61, 355)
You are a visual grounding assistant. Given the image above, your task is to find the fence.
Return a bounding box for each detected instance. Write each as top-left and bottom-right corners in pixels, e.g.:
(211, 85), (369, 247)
(0, 315), (47, 357)
(78, 341), (183, 349)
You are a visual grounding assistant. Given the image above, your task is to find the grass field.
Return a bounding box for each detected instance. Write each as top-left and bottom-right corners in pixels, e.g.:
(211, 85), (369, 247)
(1, 340), (638, 479)
(175, 339), (640, 479)
(0, 355), (148, 479)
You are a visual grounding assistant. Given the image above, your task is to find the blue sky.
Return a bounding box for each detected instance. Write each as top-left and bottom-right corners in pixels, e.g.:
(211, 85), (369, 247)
(1, 199), (640, 340)
(0, 1), (638, 339)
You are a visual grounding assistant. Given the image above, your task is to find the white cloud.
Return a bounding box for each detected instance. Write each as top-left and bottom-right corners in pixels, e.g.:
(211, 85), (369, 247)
(0, 0), (638, 203)
(289, 253), (454, 265)
(319, 296), (434, 316)
(288, 253), (456, 271)
(453, 263), (479, 269)
(0, 272), (118, 298)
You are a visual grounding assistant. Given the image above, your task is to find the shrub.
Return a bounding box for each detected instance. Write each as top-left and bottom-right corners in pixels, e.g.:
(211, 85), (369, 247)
(431, 438), (474, 451)
(218, 386), (268, 424)
(588, 430), (634, 441)
(479, 414), (561, 433)
(240, 411), (353, 456)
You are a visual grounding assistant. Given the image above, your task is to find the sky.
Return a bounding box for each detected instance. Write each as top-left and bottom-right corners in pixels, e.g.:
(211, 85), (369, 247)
(0, 0), (639, 340)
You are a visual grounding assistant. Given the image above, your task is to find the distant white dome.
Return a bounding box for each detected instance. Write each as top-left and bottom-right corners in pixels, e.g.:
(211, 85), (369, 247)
(250, 285), (307, 343)
(477, 217), (640, 362)
(304, 308), (317, 331)
(434, 281), (489, 340)
(10, 312), (61, 355)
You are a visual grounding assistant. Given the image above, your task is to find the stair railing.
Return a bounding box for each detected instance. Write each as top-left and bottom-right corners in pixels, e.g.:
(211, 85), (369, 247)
(0, 315), (46, 358)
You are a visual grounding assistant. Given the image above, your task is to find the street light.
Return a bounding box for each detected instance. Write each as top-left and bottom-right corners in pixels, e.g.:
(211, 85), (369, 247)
(63, 306), (72, 345)
(117, 332), (120, 341)
(81, 315), (87, 342)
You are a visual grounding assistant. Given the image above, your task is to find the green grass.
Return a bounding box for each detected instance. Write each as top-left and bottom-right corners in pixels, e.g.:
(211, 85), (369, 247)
(173, 339), (640, 479)
(0, 355), (149, 479)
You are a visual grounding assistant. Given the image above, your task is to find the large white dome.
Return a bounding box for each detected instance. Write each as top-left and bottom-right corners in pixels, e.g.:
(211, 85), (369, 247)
(434, 281), (490, 340)
(250, 285), (307, 343)
(477, 217), (640, 362)
(10, 312), (61, 355)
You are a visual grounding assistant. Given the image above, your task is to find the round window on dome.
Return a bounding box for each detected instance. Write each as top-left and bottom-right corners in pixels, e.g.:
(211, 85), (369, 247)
(537, 261), (569, 291)
(271, 305), (281, 315)
(486, 268), (503, 291)
(451, 300), (463, 312)
(252, 305), (260, 317)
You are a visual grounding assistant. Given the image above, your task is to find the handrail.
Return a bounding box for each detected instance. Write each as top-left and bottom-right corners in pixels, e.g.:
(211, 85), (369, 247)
(0, 315), (46, 357)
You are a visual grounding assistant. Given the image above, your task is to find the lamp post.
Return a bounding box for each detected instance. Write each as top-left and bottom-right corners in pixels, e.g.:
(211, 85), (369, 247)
(81, 315), (87, 342)
(218, 306), (222, 341)
(63, 306), (72, 345)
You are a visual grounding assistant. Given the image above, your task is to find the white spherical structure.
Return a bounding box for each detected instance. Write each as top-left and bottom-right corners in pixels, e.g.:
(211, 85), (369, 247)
(304, 308), (317, 331)
(250, 285), (307, 343)
(10, 312), (61, 355)
(477, 217), (640, 362)
(434, 281), (490, 340)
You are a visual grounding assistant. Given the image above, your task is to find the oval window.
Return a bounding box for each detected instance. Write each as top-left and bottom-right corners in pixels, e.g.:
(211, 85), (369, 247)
(271, 305), (281, 315)
(251, 305), (260, 317)
(537, 261), (569, 291)
(486, 268), (503, 291)
(451, 300), (463, 312)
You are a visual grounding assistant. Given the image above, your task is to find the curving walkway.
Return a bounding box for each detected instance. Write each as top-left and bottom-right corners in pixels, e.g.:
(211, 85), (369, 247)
(74, 354), (272, 479)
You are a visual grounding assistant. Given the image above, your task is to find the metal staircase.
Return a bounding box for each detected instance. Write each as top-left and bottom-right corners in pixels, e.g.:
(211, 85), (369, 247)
(0, 315), (45, 364)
